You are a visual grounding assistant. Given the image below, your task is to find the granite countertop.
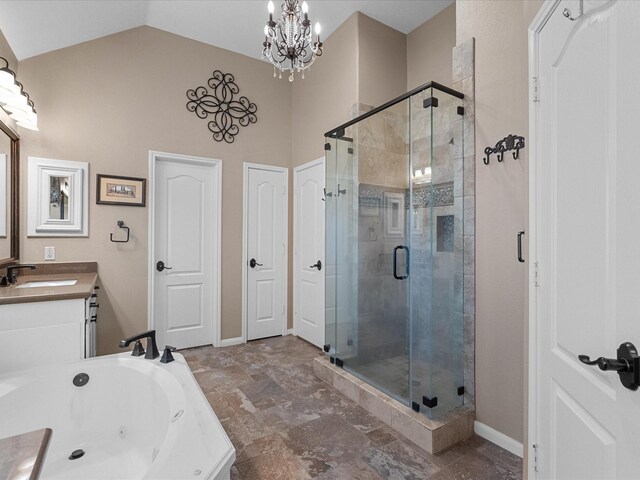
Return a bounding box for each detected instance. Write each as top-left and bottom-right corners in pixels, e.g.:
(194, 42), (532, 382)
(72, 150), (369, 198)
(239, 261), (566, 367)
(0, 428), (52, 480)
(0, 262), (98, 305)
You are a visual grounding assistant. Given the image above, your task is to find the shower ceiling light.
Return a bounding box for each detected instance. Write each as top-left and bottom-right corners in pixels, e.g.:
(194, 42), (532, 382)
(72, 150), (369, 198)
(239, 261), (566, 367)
(261, 0), (323, 82)
(0, 57), (38, 131)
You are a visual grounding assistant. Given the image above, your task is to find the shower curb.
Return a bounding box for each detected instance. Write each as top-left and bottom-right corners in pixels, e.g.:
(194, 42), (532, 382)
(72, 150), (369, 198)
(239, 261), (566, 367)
(314, 356), (474, 455)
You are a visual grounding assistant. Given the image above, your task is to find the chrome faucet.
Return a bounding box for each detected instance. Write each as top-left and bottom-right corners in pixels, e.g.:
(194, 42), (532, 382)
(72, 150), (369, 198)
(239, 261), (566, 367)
(0, 264), (37, 287)
(119, 330), (160, 359)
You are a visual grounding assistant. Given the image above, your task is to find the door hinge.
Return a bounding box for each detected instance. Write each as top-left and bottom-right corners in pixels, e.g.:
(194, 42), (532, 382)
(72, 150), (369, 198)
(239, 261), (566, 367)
(532, 443), (539, 472)
(532, 76), (540, 103)
(533, 261), (540, 287)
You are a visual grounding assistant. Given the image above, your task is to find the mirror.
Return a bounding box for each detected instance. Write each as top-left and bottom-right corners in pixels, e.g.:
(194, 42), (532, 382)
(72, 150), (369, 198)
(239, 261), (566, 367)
(27, 157), (88, 237)
(0, 114), (19, 268)
(49, 176), (70, 220)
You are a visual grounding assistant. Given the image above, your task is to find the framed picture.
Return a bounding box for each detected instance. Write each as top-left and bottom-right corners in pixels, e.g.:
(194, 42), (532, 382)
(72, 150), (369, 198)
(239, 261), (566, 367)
(96, 174), (146, 207)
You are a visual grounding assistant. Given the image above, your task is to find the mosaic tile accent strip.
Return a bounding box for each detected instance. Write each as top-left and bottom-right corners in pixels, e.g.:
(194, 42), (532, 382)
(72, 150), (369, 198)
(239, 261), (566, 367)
(358, 182), (454, 210)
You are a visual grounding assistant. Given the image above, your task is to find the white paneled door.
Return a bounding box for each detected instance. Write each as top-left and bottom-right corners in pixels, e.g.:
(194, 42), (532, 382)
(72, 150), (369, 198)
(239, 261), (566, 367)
(294, 159), (325, 348)
(245, 164), (288, 341)
(530, 1), (640, 478)
(151, 152), (221, 350)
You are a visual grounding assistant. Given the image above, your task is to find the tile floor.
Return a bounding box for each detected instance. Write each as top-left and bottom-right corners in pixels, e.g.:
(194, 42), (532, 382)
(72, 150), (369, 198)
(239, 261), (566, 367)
(183, 335), (522, 480)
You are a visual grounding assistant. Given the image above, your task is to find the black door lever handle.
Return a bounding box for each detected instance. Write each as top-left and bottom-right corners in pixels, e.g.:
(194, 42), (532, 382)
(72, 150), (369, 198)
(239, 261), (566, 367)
(579, 342), (640, 390)
(310, 260), (322, 271)
(156, 261), (173, 272)
(579, 355), (628, 371)
(249, 258), (263, 268)
(578, 355), (599, 366)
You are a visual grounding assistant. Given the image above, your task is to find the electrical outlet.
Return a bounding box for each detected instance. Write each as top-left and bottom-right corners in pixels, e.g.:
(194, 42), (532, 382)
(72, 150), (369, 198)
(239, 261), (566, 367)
(44, 246), (55, 261)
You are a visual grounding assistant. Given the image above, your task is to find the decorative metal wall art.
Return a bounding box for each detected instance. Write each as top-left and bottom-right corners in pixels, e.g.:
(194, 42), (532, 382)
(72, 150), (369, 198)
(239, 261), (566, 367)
(186, 70), (257, 144)
(483, 134), (525, 165)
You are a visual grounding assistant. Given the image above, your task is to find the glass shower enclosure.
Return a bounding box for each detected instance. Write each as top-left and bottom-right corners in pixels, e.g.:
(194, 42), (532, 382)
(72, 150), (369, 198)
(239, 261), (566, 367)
(325, 82), (465, 419)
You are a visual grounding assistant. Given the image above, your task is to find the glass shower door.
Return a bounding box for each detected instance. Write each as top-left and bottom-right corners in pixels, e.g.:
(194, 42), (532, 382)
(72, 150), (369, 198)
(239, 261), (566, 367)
(337, 99), (413, 402)
(410, 86), (465, 417)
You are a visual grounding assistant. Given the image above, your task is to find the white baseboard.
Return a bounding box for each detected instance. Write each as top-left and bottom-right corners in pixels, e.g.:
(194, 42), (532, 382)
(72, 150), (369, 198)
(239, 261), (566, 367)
(219, 336), (244, 347)
(474, 421), (523, 458)
(286, 329), (294, 336)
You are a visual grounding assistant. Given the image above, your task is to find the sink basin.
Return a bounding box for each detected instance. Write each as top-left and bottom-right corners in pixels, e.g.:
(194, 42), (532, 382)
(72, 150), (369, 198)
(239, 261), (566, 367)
(17, 279), (78, 288)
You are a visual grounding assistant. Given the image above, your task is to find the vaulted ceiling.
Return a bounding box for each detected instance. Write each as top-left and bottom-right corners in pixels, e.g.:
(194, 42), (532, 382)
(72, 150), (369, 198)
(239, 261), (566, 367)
(0, 0), (452, 61)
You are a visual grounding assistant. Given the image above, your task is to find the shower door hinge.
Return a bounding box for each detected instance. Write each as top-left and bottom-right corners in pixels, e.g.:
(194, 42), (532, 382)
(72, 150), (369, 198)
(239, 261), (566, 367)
(532, 76), (540, 103)
(335, 357), (344, 368)
(411, 402), (420, 412)
(423, 97), (439, 109)
(324, 142), (331, 151)
(422, 396), (438, 409)
(323, 344), (330, 353)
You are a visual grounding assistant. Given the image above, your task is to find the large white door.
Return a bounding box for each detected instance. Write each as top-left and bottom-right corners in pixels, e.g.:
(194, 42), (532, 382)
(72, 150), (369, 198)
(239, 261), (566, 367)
(151, 152), (221, 350)
(245, 164), (287, 341)
(531, 1), (640, 478)
(294, 159), (325, 348)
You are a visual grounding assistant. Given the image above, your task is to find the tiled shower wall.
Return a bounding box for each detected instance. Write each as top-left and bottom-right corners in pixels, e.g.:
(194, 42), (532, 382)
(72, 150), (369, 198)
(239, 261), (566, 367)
(352, 102), (409, 365)
(453, 38), (476, 406)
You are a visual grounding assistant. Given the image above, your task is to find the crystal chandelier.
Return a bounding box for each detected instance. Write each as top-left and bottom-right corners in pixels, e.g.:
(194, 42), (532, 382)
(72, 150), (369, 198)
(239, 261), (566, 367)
(262, 0), (323, 82)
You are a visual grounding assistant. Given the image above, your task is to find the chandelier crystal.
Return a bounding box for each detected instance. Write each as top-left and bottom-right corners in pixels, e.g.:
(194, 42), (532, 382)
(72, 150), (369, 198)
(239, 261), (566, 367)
(262, 0), (323, 82)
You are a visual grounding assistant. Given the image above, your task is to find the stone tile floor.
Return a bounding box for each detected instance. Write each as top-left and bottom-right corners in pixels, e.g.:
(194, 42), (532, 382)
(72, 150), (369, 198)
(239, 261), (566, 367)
(183, 335), (522, 480)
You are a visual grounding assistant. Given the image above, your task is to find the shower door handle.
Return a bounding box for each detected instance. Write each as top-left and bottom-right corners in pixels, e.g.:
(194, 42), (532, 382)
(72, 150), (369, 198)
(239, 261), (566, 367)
(393, 245), (409, 280)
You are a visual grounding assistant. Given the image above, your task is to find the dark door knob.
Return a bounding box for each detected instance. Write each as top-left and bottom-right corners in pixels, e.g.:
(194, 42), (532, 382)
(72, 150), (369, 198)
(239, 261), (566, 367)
(249, 258), (263, 268)
(579, 342), (640, 391)
(156, 261), (172, 272)
(310, 260), (322, 271)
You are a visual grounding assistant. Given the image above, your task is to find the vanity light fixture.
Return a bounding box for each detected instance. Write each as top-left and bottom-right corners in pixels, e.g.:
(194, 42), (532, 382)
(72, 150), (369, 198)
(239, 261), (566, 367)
(262, 0), (323, 82)
(0, 57), (38, 131)
(412, 167), (432, 185)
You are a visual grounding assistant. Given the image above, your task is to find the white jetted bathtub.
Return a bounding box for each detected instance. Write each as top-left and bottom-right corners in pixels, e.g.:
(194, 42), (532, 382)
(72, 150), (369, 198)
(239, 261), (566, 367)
(0, 352), (235, 480)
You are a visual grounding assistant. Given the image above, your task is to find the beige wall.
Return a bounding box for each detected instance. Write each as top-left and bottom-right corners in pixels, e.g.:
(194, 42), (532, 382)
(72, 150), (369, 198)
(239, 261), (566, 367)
(357, 14), (407, 108)
(292, 13), (359, 167)
(407, 3), (456, 90)
(9, 9), (457, 358)
(0, 28), (17, 77)
(456, 0), (542, 444)
(18, 26), (292, 353)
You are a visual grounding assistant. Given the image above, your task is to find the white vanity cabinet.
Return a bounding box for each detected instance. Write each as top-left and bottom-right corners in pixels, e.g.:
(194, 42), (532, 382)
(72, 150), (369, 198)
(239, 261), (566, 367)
(0, 291), (97, 375)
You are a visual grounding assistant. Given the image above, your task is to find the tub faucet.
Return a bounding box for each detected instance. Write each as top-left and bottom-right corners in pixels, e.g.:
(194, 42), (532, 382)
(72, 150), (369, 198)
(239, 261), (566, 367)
(119, 330), (160, 359)
(0, 264), (37, 286)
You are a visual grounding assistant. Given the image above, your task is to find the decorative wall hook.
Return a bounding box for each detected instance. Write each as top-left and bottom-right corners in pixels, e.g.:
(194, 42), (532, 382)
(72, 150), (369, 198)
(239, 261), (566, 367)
(110, 221), (130, 243)
(483, 134), (525, 165)
(186, 70), (257, 144)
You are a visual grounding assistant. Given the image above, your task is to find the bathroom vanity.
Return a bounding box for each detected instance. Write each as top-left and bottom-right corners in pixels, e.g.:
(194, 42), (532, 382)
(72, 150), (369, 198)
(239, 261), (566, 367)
(0, 263), (99, 375)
